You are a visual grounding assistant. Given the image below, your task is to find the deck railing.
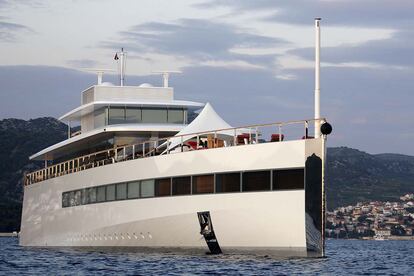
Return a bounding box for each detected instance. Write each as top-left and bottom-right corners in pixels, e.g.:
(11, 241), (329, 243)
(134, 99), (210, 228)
(23, 118), (325, 186)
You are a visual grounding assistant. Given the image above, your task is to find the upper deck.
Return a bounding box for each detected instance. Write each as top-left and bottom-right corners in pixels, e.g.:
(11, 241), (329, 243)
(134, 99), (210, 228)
(24, 118), (326, 186)
(31, 80), (205, 162)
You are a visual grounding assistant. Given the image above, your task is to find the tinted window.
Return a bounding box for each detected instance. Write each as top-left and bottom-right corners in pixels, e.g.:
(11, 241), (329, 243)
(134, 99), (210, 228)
(156, 178), (171, 196)
(116, 183), (127, 200)
(108, 107), (125, 124)
(127, 181), (140, 199)
(126, 107), (141, 123)
(142, 108), (168, 124)
(106, 184), (116, 201)
(88, 187), (97, 203)
(172, 176), (191, 195)
(74, 190), (82, 206)
(273, 169), (304, 190)
(97, 186), (106, 202)
(168, 109), (184, 124)
(242, 171), (271, 192)
(216, 173), (240, 193)
(193, 175), (214, 194)
(81, 189), (88, 205)
(141, 179), (155, 197)
(62, 192), (70, 207)
(94, 107), (107, 128)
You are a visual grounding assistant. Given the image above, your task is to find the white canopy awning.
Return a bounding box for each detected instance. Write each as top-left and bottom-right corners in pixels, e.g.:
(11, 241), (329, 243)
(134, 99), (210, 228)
(166, 102), (236, 150)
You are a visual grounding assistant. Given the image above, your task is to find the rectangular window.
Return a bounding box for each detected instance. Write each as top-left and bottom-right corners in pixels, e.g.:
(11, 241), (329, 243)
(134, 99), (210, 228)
(81, 189), (88, 205)
(172, 176), (191, 195)
(97, 186), (106, 202)
(156, 178), (171, 197)
(141, 179), (155, 197)
(273, 169), (304, 190)
(94, 107), (108, 128)
(116, 183), (127, 200)
(127, 181), (140, 199)
(74, 190), (82, 206)
(168, 109), (184, 124)
(62, 192), (70, 208)
(192, 175), (214, 194)
(142, 108), (168, 124)
(125, 107), (142, 123)
(242, 171), (271, 192)
(88, 187), (97, 204)
(216, 172), (240, 193)
(108, 107), (125, 125)
(106, 184), (116, 201)
(69, 191), (76, 206)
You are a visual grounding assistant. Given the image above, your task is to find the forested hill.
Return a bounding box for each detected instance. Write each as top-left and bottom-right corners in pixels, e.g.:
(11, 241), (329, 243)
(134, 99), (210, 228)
(0, 118), (67, 231)
(326, 147), (414, 209)
(0, 117), (413, 231)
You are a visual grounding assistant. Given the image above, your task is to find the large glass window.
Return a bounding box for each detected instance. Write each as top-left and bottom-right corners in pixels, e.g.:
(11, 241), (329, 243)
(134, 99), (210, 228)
(63, 169), (304, 208)
(216, 173), (240, 193)
(62, 192), (70, 208)
(125, 107), (142, 123)
(106, 184), (116, 201)
(192, 175), (214, 194)
(141, 179), (155, 197)
(273, 169), (304, 190)
(242, 171), (271, 192)
(142, 108), (168, 124)
(116, 183), (127, 200)
(156, 178), (171, 197)
(108, 107), (125, 124)
(74, 190), (82, 206)
(127, 181), (140, 199)
(94, 107), (108, 128)
(97, 186), (106, 202)
(168, 109), (184, 124)
(88, 187), (97, 204)
(172, 176), (191, 195)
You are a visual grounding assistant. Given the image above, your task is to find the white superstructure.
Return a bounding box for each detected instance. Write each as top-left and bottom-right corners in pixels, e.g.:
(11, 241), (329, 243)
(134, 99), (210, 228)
(20, 19), (331, 257)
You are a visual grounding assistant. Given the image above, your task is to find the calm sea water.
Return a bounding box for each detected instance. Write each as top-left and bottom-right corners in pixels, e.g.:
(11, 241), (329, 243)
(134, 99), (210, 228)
(0, 238), (413, 275)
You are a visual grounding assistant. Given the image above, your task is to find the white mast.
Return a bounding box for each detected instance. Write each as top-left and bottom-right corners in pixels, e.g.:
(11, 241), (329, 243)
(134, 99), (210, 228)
(119, 48), (126, 86)
(314, 18), (321, 138)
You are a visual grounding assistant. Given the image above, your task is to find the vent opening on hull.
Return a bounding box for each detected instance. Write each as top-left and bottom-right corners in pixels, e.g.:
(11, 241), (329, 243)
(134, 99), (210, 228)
(197, 211), (222, 254)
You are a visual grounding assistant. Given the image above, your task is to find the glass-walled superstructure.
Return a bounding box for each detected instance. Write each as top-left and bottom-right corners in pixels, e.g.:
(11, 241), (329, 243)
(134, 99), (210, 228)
(94, 106), (188, 128)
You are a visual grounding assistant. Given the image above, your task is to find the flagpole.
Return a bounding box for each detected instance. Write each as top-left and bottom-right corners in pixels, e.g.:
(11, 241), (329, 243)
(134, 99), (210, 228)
(120, 48), (125, 86)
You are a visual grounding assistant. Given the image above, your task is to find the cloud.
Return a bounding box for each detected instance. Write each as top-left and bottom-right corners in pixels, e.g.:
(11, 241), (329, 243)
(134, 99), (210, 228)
(0, 21), (32, 42)
(197, 0), (414, 28)
(100, 18), (288, 69)
(66, 59), (100, 69)
(288, 29), (414, 68)
(0, 64), (413, 156)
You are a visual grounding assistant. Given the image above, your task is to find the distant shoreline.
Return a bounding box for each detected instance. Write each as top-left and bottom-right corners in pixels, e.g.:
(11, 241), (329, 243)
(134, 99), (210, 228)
(328, 236), (414, 241)
(0, 232), (18, 237)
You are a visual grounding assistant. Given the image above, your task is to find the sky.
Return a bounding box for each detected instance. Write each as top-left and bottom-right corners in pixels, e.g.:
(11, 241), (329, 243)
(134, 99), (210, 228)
(0, 0), (413, 155)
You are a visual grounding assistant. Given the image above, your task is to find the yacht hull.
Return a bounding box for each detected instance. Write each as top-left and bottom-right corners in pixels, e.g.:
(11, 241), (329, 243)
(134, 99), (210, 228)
(20, 138), (325, 256)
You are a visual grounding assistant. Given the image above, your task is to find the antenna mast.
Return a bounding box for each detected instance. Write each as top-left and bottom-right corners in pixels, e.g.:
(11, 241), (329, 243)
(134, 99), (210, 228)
(314, 18), (321, 138)
(116, 48), (127, 86)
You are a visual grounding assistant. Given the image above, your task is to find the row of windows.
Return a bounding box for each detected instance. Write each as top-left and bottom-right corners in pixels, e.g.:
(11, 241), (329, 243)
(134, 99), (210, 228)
(94, 106), (187, 128)
(62, 168), (304, 208)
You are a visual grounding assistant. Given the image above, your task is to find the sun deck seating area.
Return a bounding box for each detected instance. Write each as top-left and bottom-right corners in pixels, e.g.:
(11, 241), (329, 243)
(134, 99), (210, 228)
(24, 118), (324, 186)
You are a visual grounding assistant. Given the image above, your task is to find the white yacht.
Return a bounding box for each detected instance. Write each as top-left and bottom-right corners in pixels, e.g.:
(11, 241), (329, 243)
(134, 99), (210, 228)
(20, 19), (332, 256)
